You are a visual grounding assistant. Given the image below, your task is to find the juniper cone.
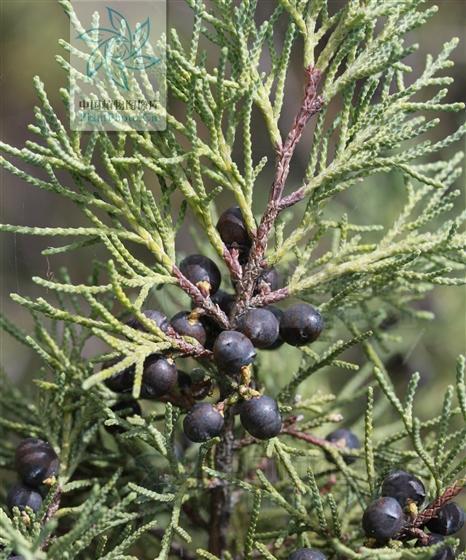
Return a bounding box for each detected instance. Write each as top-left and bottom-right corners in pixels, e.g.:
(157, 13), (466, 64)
(170, 310), (208, 346)
(102, 358), (135, 393)
(15, 438), (59, 487)
(381, 470), (426, 508)
(325, 428), (360, 464)
(179, 254), (221, 295)
(237, 307), (280, 348)
(264, 306), (285, 349)
(239, 395), (282, 440)
(426, 502), (465, 536)
(1, 0), (466, 558)
(362, 497), (405, 542)
(216, 206), (252, 252)
(279, 303), (324, 346)
(140, 356), (178, 398)
(183, 403), (224, 443)
(126, 309), (169, 333)
(416, 533), (455, 560)
(213, 330), (256, 373)
(7, 484), (43, 513)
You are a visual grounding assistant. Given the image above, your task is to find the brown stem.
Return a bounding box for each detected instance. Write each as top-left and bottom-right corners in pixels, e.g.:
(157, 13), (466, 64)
(236, 66), (323, 312)
(410, 478), (465, 529)
(250, 286), (290, 307)
(172, 265), (230, 329)
(208, 407), (235, 556)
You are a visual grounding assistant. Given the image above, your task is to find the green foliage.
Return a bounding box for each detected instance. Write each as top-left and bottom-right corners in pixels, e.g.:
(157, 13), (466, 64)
(0, 0), (465, 558)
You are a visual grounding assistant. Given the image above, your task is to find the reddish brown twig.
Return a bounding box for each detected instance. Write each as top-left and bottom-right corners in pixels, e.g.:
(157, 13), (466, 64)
(222, 246), (243, 285)
(172, 265), (230, 329)
(283, 427), (329, 448)
(411, 479), (465, 529)
(235, 66), (323, 311)
(250, 286), (290, 307)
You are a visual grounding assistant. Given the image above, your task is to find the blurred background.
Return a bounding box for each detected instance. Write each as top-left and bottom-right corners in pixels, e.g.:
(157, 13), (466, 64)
(1, 0), (465, 543)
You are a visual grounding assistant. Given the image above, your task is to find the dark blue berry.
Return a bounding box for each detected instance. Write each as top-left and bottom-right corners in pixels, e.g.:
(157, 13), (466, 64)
(362, 497), (405, 542)
(140, 356), (178, 398)
(183, 403), (224, 443)
(106, 400), (142, 434)
(416, 533), (455, 560)
(381, 470), (426, 508)
(102, 357), (134, 393)
(15, 438), (59, 487)
(127, 309), (169, 333)
(9, 556), (25, 560)
(289, 549), (327, 560)
(238, 308), (279, 349)
(280, 303), (324, 346)
(216, 206), (251, 256)
(170, 311), (207, 346)
(179, 255), (221, 295)
(7, 484), (43, 513)
(240, 395), (282, 440)
(426, 502), (464, 536)
(325, 428), (360, 464)
(213, 330), (256, 374)
(264, 307), (285, 350)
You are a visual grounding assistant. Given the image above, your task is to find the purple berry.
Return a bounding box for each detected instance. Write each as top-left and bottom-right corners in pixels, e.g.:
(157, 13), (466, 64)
(140, 356), (178, 398)
(280, 303), (324, 346)
(416, 533), (455, 560)
(426, 502), (464, 536)
(381, 470), (426, 508)
(240, 395), (282, 440)
(170, 311), (207, 346)
(183, 403), (225, 443)
(126, 309), (169, 333)
(325, 429), (360, 465)
(179, 255), (221, 295)
(238, 308), (279, 349)
(255, 267), (280, 292)
(7, 484), (42, 513)
(216, 206), (251, 256)
(212, 290), (235, 316)
(15, 438), (59, 487)
(362, 497), (405, 542)
(102, 357), (134, 393)
(264, 307), (285, 350)
(213, 330), (256, 374)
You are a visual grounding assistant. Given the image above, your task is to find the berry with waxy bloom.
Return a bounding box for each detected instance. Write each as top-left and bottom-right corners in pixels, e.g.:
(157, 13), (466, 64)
(183, 403), (224, 443)
(362, 497), (405, 542)
(280, 303), (324, 347)
(239, 395), (282, 440)
(179, 254), (221, 295)
(238, 308), (279, 349)
(213, 330), (256, 374)
(15, 438), (59, 487)
(381, 470), (426, 508)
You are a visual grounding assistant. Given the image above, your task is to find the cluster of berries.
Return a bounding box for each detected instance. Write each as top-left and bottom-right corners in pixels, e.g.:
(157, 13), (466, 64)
(102, 207), (324, 443)
(363, 470), (464, 559)
(6, 438), (59, 515)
